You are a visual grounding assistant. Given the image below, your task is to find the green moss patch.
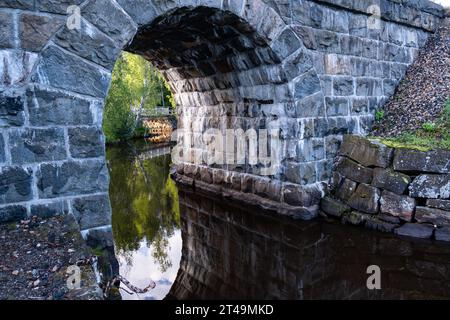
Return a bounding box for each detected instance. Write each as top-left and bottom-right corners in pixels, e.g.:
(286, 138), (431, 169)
(371, 100), (450, 151)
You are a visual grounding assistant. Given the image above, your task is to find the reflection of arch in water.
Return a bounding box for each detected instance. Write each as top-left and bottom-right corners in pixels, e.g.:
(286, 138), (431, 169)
(167, 188), (450, 300)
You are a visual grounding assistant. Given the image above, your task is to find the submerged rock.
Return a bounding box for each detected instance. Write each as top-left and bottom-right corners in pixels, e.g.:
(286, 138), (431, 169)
(415, 206), (450, 227)
(394, 223), (434, 239)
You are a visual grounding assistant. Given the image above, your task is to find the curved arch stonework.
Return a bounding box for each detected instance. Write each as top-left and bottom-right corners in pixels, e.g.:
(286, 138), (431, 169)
(0, 0), (444, 235)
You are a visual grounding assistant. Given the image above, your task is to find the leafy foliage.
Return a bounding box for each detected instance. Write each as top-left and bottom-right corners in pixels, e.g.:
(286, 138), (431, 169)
(375, 110), (385, 122)
(422, 122), (437, 132)
(103, 52), (174, 143)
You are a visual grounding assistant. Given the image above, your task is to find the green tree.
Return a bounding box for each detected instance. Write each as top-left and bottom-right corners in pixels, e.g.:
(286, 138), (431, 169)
(103, 52), (174, 143)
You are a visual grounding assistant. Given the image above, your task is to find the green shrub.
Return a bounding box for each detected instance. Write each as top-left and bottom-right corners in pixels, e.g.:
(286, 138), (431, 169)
(422, 122), (437, 132)
(375, 110), (385, 121)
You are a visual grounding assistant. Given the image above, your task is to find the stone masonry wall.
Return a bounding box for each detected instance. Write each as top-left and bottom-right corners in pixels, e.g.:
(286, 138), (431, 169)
(0, 0), (444, 234)
(321, 135), (450, 242)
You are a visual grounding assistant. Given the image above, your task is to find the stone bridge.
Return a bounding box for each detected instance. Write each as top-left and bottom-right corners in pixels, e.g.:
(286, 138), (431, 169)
(0, 0), (445, 238)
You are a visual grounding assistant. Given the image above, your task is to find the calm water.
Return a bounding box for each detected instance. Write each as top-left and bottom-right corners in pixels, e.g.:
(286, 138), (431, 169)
(107, 141), (450, 300)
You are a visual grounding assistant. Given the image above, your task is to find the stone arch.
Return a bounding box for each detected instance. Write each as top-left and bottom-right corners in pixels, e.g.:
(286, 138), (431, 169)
(25, 0), (326, 231)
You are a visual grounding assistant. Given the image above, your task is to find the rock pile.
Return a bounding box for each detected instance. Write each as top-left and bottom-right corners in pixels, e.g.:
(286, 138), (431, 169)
(321, 135), (450, 241)
(373, 16), (450, 136)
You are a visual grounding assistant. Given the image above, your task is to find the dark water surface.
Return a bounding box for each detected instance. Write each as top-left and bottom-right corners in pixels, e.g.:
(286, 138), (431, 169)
(107, 141), (450, 300)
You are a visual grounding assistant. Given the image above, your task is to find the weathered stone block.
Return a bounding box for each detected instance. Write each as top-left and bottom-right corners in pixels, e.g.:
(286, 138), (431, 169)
(296, 139), (324, 162)
(116, 0), (158, 25)
(380, 190), (415, 221)
(295, 92), (325, 118)
(199, 167), (213, 184)
(0, 205), (27, 223)
(20, 13), (64, 51)
(82, 0), (137, 46)
(228, 172), (242, 192)
(34, 45), (111, 98)
(365, 217), (398, 233)
(394, 223), (434, 239)
(0, 0), (34, 9)
(427, 199), (450, 212)
(356, 78), (382, 96)
(0, 166), (33, 204)
(37, 160), (109, 199)
(213, 169), (225, 185)
(335, 177), (357, 202)
(324, 53), (352, 75)
(320, 196), (350, 217)
(68, 127), (105, 159)
(36, 0), (84, 14)
(283, 183), (322, 207)
(285, 161), (316, 185)
(348, 183), (380, 214)
(294, 70), (322, 100)
(409, 174), (450, 199)
(324, 135), (342, 158)
(0, 50), (38, 87)
(393, 149), (450, 173)
(435, 227), (450, 242)
(341, 211), (369, 226)
(26, 88), (97, 126)
(241, 174), (255, 193)
(71, 194), (111, 230)
(415, 206), (450, 227)
(0, 12), (14, 49)
(254, 177), (282, 202)
(282, 48), (313, 81)
(54, 19), (121, 70)
(378, 213), (401, 224)
(339, 135), (393, 168)
(333, 77), (354, 96)
(9, 128), (67, 164)
(335, 157), (373, 184)
(0, 95), (25, 127)
(350, 98), (368, 115)
(325, 97), (349, 116)
(316, 159), (332, 182)
(30, 200), (69, 218)
(372, 168), (411, 195)
(271, 28), (301, 59)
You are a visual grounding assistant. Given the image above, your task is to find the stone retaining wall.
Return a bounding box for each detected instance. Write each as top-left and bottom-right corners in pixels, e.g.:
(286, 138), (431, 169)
(321, 135), (450, 241)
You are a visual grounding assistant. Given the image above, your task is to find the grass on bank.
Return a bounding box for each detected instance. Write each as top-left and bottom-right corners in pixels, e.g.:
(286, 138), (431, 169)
(371, 100), (450, 151)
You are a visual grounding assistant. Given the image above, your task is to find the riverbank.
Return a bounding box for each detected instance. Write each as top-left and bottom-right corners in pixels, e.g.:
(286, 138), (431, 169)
(0, 215), (102, 300)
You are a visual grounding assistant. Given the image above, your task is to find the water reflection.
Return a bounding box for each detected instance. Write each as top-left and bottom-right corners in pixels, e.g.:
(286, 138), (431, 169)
(107, 141), (450, 300)
(169, 188), (450, 300)
(107, 141), (181, 300)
